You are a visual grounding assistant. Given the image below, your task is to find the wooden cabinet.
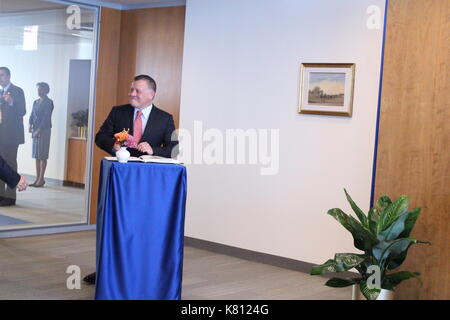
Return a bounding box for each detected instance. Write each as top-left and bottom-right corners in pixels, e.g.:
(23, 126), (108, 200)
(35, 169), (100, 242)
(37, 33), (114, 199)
(65, 137), (86, 185)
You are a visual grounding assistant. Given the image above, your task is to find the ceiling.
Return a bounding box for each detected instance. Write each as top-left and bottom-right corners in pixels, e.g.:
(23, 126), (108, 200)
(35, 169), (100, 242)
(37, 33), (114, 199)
(100, 0), (176, 4)
(0, 0), (64, 13)
(0, 0), (185, 13)
(0, 0), (183, 47)
(88, 0), (186, 10)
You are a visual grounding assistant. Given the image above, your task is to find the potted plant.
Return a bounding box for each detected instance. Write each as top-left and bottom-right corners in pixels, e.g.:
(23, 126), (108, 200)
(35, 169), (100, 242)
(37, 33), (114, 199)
(71, 109), (88, 138)
(310, 189), (430, 300)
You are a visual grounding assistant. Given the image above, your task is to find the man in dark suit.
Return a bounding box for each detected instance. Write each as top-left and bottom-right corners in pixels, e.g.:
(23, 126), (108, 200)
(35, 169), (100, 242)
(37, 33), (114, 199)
(84, 75), (179, 285)
(0, 67), (26, 206)
(95, 74), (178, 158)
(0, 155), (27, 192)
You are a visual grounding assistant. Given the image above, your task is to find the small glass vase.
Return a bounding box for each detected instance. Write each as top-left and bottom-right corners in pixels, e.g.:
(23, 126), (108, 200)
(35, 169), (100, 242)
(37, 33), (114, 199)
(116, 146), (130, 163)
(77, 126), (87, 138)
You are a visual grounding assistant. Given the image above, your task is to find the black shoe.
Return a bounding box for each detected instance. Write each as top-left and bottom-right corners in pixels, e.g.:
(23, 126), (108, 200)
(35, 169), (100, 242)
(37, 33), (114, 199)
(34, 181), (45, 188)
(83, 272), (96, 285)
(0, 198), (16, 207)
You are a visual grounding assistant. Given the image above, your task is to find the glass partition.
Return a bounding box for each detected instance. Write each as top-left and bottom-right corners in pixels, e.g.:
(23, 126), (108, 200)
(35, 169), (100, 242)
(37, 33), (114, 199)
(0, 0), (98, 233)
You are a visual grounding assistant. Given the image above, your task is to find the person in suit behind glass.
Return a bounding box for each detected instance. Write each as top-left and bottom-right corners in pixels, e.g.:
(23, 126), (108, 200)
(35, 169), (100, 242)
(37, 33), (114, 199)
(0, 67), (26, 206)
(83, 74), (179, 285)
(0, 155), (27, 192)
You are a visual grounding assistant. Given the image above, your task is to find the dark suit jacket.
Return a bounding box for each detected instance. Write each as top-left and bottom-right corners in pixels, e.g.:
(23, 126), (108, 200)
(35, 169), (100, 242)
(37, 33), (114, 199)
(0, 155), (20, 189)
(29, 97), (54, 131)
(0, 83), (26, 146)
(95, 104), (178, 158)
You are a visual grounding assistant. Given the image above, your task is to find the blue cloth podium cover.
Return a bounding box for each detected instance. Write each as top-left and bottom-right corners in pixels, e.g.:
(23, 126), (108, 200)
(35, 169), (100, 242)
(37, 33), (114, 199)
(95, 159), (187, 300)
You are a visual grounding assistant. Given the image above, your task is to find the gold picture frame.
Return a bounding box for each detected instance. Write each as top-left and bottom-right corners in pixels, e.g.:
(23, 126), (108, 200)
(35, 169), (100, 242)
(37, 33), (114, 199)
(298, 63), (355, 116)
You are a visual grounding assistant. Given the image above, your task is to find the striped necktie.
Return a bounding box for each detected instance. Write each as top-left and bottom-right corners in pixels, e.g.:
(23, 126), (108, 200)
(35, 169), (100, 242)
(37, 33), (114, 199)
(134, 110), (143, 143)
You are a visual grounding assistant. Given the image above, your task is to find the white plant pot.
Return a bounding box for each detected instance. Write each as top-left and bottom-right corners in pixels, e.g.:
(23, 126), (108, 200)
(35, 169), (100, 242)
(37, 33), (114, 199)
(352, 285), (395, 300)
(116, 147), (130, 163)
(377, 289), (395, 300)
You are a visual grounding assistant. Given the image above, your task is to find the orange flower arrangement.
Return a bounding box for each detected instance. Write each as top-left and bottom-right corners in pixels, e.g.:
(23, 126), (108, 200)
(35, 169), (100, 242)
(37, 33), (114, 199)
(114, 129), (129, 147)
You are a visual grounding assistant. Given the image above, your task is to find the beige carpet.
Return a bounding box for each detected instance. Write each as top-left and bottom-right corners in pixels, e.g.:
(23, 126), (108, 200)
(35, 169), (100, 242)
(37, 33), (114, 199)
(0, 231), (351, 300)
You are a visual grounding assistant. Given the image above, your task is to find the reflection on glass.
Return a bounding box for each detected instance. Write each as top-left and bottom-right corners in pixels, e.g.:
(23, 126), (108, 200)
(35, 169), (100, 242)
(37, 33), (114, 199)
(0, 0), (97, 232)
(23, 25), (39, 51)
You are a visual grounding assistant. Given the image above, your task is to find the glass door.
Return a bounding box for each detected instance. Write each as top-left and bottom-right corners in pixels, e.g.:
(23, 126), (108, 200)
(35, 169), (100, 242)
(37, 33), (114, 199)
(0, 0), (98, 235)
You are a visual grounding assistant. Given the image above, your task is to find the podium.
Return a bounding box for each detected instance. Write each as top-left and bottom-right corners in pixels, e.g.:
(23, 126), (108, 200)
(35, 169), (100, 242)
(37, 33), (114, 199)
(95, 159), (187, 300)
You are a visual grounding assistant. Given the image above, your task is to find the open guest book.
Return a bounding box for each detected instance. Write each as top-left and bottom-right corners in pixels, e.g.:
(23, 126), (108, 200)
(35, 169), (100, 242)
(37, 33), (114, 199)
(104, 155), (182, 164)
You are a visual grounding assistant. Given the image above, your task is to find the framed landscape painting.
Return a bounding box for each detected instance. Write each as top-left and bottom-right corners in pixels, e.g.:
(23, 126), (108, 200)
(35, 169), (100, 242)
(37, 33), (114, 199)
(298, 63), (355, 116)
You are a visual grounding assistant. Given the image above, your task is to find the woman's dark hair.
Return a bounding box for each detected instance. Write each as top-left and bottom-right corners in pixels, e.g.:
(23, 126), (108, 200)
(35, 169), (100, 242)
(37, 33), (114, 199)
(37, 82), (50, 94)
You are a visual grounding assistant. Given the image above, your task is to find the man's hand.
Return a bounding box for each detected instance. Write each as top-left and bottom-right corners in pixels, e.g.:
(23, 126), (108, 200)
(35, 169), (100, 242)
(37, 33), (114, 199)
(113, 143), (121, 152)
(137, 142), (154, 155)
(16, 176), (27, 192)
(124, 134), (138, 148)
(32, 128), (41, 138)
(3, 92), (12, 104)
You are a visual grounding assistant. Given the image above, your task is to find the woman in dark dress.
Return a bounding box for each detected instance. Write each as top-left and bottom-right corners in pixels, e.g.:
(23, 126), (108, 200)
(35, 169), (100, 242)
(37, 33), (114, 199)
(28, 82), (54, 187)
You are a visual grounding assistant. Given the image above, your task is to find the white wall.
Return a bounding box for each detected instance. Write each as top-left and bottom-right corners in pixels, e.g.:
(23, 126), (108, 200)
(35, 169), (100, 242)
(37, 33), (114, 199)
(180, 0), (386, 264)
